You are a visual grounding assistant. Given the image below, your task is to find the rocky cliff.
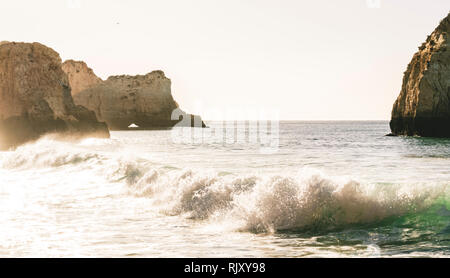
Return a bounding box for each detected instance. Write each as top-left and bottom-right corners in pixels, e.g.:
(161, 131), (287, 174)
(62, 60), (102, 96)
(62, 61), (206, 130)
(0, 42), (109, 149)
(390, 13), (450, 137)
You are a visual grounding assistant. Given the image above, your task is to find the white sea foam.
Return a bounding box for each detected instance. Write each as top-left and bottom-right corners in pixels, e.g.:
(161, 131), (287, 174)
(1, 124), (449, 257)
(1, 137), (447, 235)
(124, 166), (446, 233)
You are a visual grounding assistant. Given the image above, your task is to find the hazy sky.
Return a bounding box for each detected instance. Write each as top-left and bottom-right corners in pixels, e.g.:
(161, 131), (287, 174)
(2, 0), (449, 120)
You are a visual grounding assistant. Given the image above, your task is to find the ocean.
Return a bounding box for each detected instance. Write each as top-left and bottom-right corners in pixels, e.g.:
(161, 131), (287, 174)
(0, 121), (449, 257)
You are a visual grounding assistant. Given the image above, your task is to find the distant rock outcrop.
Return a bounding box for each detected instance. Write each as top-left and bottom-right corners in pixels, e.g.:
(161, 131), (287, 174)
(0, 42), (109, 150)
(62, 60), (102, 96)
(390, 13), (450, 137)
(62, 61), (206, 130)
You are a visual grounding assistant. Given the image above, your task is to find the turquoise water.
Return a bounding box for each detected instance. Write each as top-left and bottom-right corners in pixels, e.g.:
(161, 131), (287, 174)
(0, 121), (448, 257)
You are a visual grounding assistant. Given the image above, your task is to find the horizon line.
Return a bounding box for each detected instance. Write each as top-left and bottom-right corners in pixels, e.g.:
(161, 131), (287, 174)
(201, 119), (391, 122)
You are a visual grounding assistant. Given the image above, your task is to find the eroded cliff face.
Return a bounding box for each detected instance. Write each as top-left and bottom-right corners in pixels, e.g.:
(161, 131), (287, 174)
(390, 13), (450, 137)
(62, 61), (206, 130)
(0, 42), (109, 149)
(62, 60), (102, 96)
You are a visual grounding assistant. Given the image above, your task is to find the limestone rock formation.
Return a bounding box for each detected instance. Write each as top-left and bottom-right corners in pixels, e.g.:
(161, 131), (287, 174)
(0, 42), (109, 150)
(390, 13), (450, 137)
(62, 60), (102, 96)
(62, 61), (206, 130)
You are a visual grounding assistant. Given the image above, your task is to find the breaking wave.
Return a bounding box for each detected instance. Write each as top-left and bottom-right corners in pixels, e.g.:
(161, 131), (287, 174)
(1, 137), (449, 234)
(123, 166), (448, 233)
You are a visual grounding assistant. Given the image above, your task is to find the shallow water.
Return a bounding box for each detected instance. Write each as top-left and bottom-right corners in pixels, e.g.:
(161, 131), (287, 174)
(0, 121), (449, 257)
